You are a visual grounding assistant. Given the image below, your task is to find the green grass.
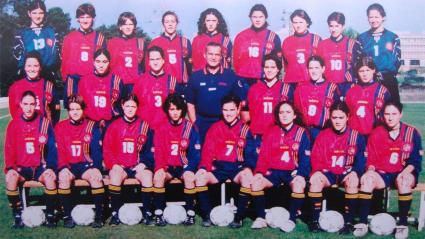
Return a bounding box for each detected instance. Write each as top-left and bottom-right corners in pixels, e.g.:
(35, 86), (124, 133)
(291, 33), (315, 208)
(0, 104), (424, 239)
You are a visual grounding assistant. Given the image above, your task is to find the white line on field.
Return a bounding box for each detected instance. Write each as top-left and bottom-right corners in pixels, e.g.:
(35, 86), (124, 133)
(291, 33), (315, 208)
(0, 114), (11, 119)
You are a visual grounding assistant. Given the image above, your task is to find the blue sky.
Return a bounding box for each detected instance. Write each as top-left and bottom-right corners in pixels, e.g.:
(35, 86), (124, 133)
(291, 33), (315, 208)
(46, 0), (424, 39)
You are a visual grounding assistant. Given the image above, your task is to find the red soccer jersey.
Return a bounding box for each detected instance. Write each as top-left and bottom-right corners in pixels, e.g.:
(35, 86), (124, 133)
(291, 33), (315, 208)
(147, 34), (191, 84)
(294, 81), (339, 128)
(312, 128), (362, 175)
(108, 36), (145, 85)
(367, 124), (418, 173)
(317, 36), (358, 83)
(154, 119), (200, 172)
(192, 33), (232, 71)
(55, 119), (97, 169)
(233, 27), (281, 79)
(61, 30), (106, 78)
(133, 72), (177, 129)
(200, 120), (251, 171)
(255, 124), (305, 174)
(8, 77), (55, 121)
(78, 72), (123, 122)
(282, 32), (321, 83)
(103, 117), (150, 170)
(247, 80), (293, 135)
(4, 114), (54, 172)
(345, 82), (390, 135)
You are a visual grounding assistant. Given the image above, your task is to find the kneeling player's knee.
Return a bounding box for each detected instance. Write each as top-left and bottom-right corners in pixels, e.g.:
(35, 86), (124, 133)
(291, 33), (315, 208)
(293, 179), (306, 192)
(251, 179), (264, 192)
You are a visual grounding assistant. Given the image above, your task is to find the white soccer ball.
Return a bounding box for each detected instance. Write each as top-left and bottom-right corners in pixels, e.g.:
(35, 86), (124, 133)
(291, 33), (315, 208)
(118, 204), (143, 225)
(71, 204), (95, 226)
(319, 210), (344, 233)
(370, 213), (396, 236)
(265, 207), (290, 228)
(163, 204), (187, 224)
(210, 205), (235, 226)
(22, 206), (45, 228)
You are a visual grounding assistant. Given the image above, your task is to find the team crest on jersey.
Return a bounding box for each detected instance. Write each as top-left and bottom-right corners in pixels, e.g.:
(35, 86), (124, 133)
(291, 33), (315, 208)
(376, 98), (384, 108)
(39, 135), (47, 144)
(292, 143), (299, 151)
(46, 38), (54, 47)
(266, 42), (273, 50)
(84, 134), (91, 143)
(385, 42), (394, 51)
(180, 139), (188, 149)
(348, 146), (356, 156)
(237, 138), (246, 148)
(45, 92), (52, 103)
(325, 98), (333, 108)
(402, 143), (412, 153)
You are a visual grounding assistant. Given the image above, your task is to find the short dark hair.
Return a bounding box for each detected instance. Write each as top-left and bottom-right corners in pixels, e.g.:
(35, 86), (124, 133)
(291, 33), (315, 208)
(121, 93), (139, 106)
(21, 90), (37, 102)
(163, 93), (187, 118)
(291, 9), (312, 27)
(307, 55), (325, 67)
(67, 94), (86, 110)
(330, 101), (350, 116)
(327, 12), (345, 25)
(262, 54), (282, 71)
(93, 48), (111, 61)
(24, 51), (42, 67)
(383, 99), (403, 113)
(147, 46), (165, 59)
(162, 11), (179, 24)
(249, 4), (268, 18)
(367, 3), (386, 17)
(28, 0), (46, 13)
(221, 95), (241, 108)
(354, 56), (376, 78)
(205, 41), (222, 53)
(76, 3), (96, 18)
(117, 12), (137, 34)
(273, 101), (302, 126)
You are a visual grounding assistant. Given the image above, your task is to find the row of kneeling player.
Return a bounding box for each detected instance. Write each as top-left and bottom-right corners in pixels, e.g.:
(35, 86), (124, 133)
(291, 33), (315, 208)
(4, 91), (422, 239)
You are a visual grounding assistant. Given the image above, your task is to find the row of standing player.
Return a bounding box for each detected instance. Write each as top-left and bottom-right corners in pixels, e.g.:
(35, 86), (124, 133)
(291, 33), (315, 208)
(12, 1), (400, 101)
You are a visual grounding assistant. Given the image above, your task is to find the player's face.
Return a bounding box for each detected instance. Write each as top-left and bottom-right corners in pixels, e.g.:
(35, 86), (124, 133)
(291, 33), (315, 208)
(205, 13), (219, 33)
(205, 45), (222, 68)
(148, 51), (165, 73)
(292, 16), (308, 34)
(331, 110), (348, 132)
(250, 11), (266, 29)
(263, 59), (279, 81)
(28, 8), (45, 26)
(357, 66), (375, 83)
(120, 18), (135, 36)
(168, 103), (183, 122)
(163, 14), (177, 35)
(328, 21), (344, 38)
(308, 60), (325, 82)
(368, 10), (384, 30)
(222, 102), (240, 124)
(68, 102), (84, 121)
(278, 103), (296, 126)
(20, 95), (37, 118)
(78, 14), (94, 31)
(24, 57), (41, 79)
(122, 100), (138, 119)
(383, 105), (402, 129)
(94, 54), (110, 75)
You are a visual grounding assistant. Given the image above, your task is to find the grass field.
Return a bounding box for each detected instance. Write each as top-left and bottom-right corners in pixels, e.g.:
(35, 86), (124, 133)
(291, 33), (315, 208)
(0, 104), (424, 239)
